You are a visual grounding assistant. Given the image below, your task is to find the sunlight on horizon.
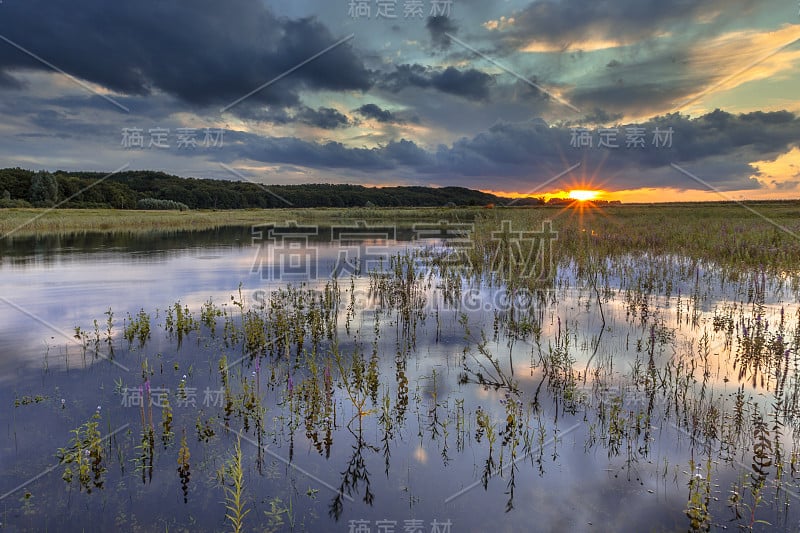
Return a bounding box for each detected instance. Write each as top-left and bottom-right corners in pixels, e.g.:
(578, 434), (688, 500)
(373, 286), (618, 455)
(568, 190), (602, 201)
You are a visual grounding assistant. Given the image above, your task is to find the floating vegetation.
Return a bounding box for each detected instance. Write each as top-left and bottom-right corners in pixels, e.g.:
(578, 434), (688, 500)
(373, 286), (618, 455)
(13, 394), (47, 407)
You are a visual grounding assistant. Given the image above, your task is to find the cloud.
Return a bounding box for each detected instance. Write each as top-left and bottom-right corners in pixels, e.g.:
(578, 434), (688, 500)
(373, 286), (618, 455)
(470, 2), (800, 121)
(561, 108), (625, 127)
(483, 16), (516, 32)
(0, 71), (24, 89)
(499, 0), (759, 52)
(356, 103), (402, 123)
(559, 23), (800, 120)
(0, 0), (371, 113)
(294, 106), (350, 129)
(380, 64), (494, 101)
(226, 110), (800, 193)
(0, 0), (796, 201)
(235, 133), (436, 172)
(426, 16), (458, 50)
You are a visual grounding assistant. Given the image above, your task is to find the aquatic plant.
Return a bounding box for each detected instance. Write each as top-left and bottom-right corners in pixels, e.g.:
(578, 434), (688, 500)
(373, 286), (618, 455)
(177, 430), (191, 504)
(57, 410), (106, 493)
(221, 436), (250, 533)
(124, 309), (151, 347)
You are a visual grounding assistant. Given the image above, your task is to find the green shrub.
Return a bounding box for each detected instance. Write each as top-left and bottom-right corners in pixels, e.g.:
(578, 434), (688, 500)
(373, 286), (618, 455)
(0, 198), (32, 208)
(136, 198), (189, 211)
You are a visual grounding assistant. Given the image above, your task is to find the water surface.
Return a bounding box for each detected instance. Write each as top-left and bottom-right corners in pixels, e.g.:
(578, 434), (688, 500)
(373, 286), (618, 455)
(2, 227), (800, 532)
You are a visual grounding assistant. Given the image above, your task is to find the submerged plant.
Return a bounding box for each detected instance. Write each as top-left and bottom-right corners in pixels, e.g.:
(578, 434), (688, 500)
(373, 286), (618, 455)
(263, 496), (294, 533)
(177, 430), (191, 504)
(161, 394), (174, 448)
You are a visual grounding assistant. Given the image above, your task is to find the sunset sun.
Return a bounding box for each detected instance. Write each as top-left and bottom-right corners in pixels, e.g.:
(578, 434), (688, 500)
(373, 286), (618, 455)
(569, 190), (601, 202)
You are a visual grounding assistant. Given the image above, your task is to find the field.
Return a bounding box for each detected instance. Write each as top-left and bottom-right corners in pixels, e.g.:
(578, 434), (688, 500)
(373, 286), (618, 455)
(3, 201), (800, 531)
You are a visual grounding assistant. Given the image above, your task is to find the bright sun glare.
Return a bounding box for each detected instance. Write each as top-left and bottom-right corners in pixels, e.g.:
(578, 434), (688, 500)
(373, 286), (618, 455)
(568, 190), (600, 201)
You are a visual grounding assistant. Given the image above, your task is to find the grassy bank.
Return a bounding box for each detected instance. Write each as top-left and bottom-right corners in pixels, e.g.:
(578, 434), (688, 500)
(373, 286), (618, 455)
(0, 206), (486, 236)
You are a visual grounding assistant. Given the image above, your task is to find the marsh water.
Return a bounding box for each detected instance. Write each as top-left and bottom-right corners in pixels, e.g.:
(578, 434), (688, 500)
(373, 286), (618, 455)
(2, 225), (800, 532)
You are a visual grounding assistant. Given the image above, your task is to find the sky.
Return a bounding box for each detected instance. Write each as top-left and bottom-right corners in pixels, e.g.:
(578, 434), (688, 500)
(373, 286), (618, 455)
(0, 0), (798, 202)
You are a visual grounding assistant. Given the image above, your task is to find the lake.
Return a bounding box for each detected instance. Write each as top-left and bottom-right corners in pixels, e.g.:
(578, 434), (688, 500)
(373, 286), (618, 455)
(2, 224), (799, 532)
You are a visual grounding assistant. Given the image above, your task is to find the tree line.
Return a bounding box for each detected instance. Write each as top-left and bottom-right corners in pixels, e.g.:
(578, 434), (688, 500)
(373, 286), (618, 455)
(0, 168), (503, 209)
(0, 168), (621, 209)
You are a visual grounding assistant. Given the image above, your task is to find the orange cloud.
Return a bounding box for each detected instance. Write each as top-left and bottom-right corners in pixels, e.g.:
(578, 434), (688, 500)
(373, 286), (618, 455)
(749, 147), (800, 191)
(679, 24), (800, 113)
(483, 16), (515, 32)
(521, 38), (630, 53)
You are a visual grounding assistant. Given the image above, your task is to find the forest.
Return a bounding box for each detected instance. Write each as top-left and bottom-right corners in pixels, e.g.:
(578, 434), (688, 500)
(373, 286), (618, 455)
(0, 168), (514, 209)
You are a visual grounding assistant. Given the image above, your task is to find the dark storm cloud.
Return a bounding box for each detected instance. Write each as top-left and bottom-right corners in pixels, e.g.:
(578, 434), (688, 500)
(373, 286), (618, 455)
(294, 107), (350, 129)
(383, 138), (435, 167)
(233, 106), (293, 124)
(214, 104), (348, 128)
(433, 110), (800, 190)
(356, 103), (401, 123)
(229, 131), (433, 171)
(225, 110), (799, 192)
(380, 64), (493, 101)
(426, 16), (459, 50)
(0, 0), (371, 112)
